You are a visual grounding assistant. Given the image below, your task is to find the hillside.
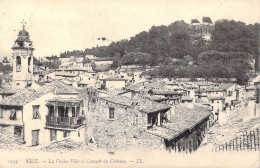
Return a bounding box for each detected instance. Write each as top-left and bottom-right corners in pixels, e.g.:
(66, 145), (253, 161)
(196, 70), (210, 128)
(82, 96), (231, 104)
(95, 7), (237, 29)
(53, 18), (259, 84)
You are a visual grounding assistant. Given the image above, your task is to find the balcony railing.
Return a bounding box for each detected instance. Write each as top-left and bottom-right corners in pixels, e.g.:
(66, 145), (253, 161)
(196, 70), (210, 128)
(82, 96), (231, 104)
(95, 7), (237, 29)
(46, 115), (85, 129)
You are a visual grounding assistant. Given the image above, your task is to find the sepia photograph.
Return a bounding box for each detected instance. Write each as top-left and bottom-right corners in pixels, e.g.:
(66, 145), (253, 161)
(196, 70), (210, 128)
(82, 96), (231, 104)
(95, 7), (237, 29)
(0, 0), (259, 167)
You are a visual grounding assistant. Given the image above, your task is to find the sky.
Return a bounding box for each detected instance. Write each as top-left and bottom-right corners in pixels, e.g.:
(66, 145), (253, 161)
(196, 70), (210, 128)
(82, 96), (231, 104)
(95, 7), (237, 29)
(0, 0), (259, 58)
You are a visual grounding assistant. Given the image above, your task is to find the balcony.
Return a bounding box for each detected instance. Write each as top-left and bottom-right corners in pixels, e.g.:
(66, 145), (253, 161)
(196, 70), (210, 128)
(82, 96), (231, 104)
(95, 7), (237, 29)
(46, 115), (85, 129)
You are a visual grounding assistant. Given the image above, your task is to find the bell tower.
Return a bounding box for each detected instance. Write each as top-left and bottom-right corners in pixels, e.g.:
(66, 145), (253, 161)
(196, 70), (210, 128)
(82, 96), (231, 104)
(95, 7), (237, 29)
(12, 20), (34, 88)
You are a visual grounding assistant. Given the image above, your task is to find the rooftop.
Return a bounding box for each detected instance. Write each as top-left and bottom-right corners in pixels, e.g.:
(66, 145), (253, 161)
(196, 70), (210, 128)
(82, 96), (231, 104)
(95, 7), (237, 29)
(207, 95), (224, 100)
(147, 105), (212, 140)
(152, 90), (184, 95)
(102, 77), (127, 81)
(0, 80), (78, 106)
(218, 83), (236, 90)
(100, 95), (171, 113)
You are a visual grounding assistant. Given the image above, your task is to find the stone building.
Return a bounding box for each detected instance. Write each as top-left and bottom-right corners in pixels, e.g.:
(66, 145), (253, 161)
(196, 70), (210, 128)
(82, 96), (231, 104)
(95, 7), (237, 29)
(147, 104), (213, 153)
(82, 89), (213, 152)
(84, 91), (171, 151)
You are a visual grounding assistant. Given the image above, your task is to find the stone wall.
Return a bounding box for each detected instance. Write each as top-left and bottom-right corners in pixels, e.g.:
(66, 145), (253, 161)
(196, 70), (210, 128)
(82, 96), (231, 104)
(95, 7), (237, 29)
(85, 94), (167, 151)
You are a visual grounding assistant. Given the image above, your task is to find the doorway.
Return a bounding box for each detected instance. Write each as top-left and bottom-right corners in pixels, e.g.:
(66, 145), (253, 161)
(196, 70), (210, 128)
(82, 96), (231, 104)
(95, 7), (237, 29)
(32, 130), (40, 146)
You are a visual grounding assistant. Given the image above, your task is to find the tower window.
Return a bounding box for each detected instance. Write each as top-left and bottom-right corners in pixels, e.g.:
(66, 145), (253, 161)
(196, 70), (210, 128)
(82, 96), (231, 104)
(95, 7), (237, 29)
(28, 57), (31, 72)
(16, 56), (21, 72)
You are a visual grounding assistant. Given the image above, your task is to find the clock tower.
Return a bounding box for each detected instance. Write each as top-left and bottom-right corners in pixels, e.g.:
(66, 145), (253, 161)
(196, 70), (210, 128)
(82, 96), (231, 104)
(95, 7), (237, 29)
(12, 21), (34, 88)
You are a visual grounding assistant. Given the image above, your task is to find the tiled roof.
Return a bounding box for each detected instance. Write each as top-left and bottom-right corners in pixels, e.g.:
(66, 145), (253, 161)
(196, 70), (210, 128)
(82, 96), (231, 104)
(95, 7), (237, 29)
(218, 83), (236, 90)
(152, 90), (184, 95)
(181, 96), (193, 101)
(147, 105), (211, 140)
(184, 85), (198, 89)
(60, 66), (91, 71)
(100, 95), (171, 113)
(140, 94), (168, 101)
(193, 81), (211, 86)
(102, 78), (127, 81)
(0, 87), (18, 95)
(47, 97), (83, 102)
(55, 71), (77, 77)
(127, 82), (165, 91)
(135, 97), (171, 113)
(98, 89), (131, 96)
(37, 80), (78, 94)
(0, 80), (78, 106)
(195, 87), (223, 93)
(207, 95), (224, 100)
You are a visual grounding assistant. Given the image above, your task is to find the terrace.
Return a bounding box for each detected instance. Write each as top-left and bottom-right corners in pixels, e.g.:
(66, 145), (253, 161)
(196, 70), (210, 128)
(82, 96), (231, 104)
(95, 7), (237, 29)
(45, 98), (85, 129)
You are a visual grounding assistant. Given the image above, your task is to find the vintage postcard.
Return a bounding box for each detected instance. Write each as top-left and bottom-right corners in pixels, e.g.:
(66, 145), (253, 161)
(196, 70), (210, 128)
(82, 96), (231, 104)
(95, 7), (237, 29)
(0, 0), (259, 167)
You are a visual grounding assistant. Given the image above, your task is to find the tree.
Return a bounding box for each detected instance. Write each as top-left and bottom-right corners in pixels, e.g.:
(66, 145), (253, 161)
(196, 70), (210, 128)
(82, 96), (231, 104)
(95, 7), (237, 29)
(82, 58), (92, 64)
(191, 19), (200, 24)
(202, 17), (212, 23)
(2, 57), (9, 63)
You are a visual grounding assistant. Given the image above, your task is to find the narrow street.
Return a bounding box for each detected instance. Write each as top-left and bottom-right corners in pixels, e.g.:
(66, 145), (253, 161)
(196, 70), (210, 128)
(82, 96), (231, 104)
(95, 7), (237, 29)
(198, 100), (260, 152)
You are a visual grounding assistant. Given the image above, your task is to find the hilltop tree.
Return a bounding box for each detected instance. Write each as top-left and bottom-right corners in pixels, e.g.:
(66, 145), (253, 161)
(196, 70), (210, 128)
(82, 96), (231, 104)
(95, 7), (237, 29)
(202, 17), (212, 23)
(191, 19), (200, 24)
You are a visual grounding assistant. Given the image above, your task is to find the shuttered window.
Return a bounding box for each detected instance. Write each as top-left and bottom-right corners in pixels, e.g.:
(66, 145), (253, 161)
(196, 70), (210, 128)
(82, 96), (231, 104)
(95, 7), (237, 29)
(109, 108), (114, 119)
(33, 105), (40, 119)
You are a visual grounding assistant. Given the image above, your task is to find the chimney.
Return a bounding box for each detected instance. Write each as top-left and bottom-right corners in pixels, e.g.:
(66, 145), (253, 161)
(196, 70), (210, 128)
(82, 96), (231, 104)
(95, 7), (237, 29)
(186, 102), (194, 109)
(169, 105), (175, 121)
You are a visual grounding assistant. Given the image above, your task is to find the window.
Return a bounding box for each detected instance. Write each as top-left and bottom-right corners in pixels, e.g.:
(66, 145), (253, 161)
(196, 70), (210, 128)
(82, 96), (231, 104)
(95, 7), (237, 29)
(63, 131), (70, 138)
(14, 126), (22, 137)
(109, 108), (115, 119)
(0, 109), (3, 118)
(49, 106), (54, 116)
(33, 105), (40, 119)
(28, 57), (31, 72)
(50, 129), (57, 141)
(72, 107), (76, 117)
(10, 111), (17, 120)
(16, 56), (21, 72)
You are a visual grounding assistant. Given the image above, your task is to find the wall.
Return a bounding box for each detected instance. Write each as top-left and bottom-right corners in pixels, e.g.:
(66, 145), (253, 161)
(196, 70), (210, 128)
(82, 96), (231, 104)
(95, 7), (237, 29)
(12, 49), (33, 88)
(0, 107), (23, 126)
(86, 96), (149, 151)
(105, 80), (126, 89)
(209, 99), (224, 120)
(23, 92), (56, 146)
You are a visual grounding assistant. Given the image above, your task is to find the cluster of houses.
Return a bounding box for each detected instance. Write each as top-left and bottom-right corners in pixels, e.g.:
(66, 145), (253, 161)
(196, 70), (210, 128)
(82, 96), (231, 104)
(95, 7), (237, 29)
(0, 26), (259, 153)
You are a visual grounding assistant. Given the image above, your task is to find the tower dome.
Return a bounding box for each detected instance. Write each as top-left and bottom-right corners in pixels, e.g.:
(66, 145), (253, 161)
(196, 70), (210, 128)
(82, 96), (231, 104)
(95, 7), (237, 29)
(18, 28), (29, 36)
(15, 27), (31, 43)
(12, 25), (33, 49)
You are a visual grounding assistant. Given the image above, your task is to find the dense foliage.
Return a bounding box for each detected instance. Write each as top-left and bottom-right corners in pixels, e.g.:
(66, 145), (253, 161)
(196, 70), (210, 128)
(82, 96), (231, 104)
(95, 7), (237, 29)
(0, 62), (12, 74)
(54, 18), (259, 84)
